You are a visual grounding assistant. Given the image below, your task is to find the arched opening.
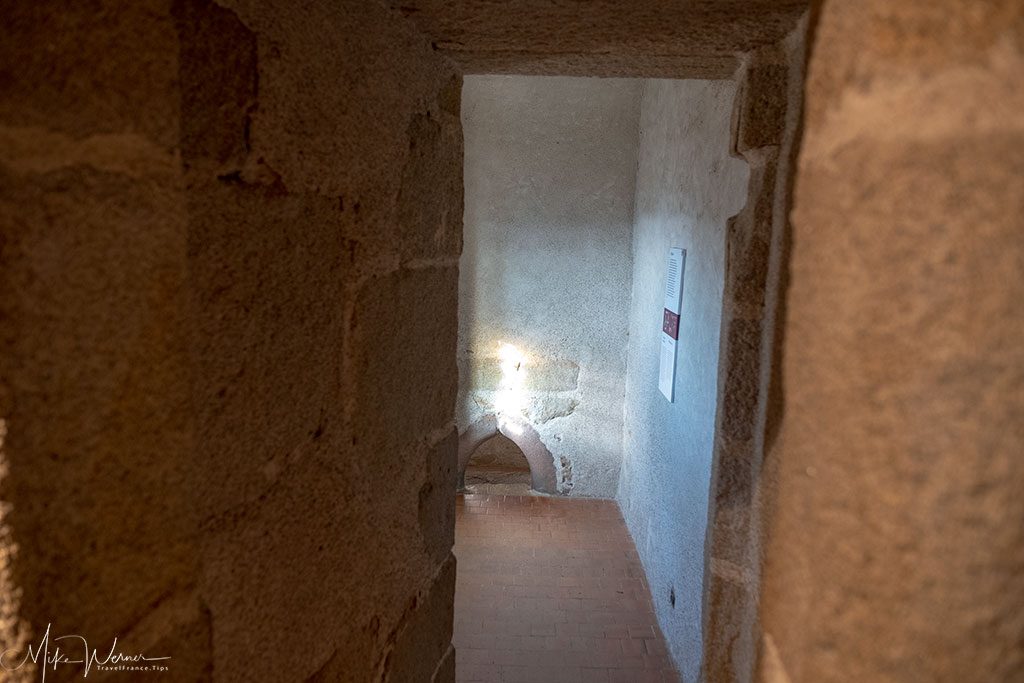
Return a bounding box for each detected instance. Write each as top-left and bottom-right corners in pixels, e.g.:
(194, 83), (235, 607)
(463, 432), (531, 495)
(457, 414), (558, 494)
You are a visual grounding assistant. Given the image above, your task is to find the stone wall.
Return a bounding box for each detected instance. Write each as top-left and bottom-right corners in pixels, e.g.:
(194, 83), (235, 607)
(617, 79), (749, 683)
(700, 21), (811, 682)
(8, 2), (1017, 682)
(0, 1), (196, 679)
(386, 0), (810, 79)
(757, 1), (1024, 681)
(0, 0), (462, 680)
(458, 76), (641, 497)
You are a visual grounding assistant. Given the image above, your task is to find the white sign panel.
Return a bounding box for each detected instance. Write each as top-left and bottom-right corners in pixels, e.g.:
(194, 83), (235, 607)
(658, 248), (686, 401)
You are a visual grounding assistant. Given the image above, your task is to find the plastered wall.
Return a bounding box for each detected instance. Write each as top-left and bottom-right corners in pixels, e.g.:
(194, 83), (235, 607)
(617, 80), (749, 683)
(0, 1), (462, 680)
(458, 76), (641, 497)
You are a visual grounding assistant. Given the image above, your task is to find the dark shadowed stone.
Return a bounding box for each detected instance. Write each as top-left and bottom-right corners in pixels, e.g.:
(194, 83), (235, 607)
(420, 429), (459, 565)
(173, 0), (257, 166)
(383, 556), (456, 681)
(735, 56), (790, 151)
(386, 0), (809, 78)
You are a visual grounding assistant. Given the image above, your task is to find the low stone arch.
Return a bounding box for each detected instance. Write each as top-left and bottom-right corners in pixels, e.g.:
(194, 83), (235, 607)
(457, 414), (557, 494)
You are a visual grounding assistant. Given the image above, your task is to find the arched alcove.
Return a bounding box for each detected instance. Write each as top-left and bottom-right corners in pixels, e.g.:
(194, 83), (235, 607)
(463, 432), (531, 493)
(457, 414), (558, 494)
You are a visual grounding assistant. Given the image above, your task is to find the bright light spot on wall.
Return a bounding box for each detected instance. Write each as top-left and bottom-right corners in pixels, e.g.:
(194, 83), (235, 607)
(495, 343), (526, 432)
(498, 343), (524, 373)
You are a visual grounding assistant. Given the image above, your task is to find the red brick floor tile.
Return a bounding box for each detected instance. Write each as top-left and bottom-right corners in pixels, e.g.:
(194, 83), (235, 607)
(454, 494), (681, 683)
(607, 669), (672, 683)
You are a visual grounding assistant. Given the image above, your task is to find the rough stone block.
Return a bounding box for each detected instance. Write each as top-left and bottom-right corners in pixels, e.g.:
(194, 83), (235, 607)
(716, 316), (765, 442)
(735, 58), (789, 151)
(188, 179), (344, 519)
(388, 1), (809, 77)
(383, 556), (457, 682)
(760, 3), (1024, 681)
(201, 460), (355, 682)
(420, 429), (459, 565)
(0, 0), (180, 145)
(523, 359), (581, 392)
(703, 572), (757, 683)
(174, 0), (257, 167)
(526, 395), (579, 424)
(396, 111), (464, 261)
(0, 160), (195, 650)
(350, 266), (459, 456)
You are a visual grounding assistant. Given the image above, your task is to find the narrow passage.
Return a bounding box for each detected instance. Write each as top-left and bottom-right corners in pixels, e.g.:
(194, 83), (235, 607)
(454, 494), (681, 682)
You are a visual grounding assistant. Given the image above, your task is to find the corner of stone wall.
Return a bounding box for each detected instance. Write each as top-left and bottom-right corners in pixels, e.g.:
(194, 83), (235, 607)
(701, 12), (812, 682)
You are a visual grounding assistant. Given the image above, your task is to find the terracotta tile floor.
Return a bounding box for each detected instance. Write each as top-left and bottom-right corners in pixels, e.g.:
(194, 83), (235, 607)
(454, 494), (680, 683)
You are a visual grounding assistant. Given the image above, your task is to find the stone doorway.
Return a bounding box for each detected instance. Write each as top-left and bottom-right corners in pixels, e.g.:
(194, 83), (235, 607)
(462, 432), (531, 495)
(458, 414), (559, 495)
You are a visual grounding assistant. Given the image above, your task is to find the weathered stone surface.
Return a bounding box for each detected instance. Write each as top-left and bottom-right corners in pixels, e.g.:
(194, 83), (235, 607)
(704, 565), (757, 683)
(716, 317), (768, 442)
(432, 645), (456, 682)
(758, 2), (1024, 681)
(735, 55), (791, 152)
(389, 0), (809, 78)
(525, 395), (578, 424)
(722, 160), (777, 312)
(0, 0), (180, 145)
(0, 0), (195, 672)
(420, 429), (459, 565)
(351, 266), (460, 456)
(200, 457), (353, 681)
(1, 2), (462, 682)
(382, 556), (456, 681)
(0, 157), (196, 674)
(702, 19), (811, 682)
(188, 179), (345, 518)
(182, 4), (461, 680)
(175, 0), (257, 167)
(396, 110), (465, 262)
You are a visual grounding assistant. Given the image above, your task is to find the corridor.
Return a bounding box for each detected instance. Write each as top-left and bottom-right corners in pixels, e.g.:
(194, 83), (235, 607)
(3, 2), (1019, 681)
(454, 494), (680, 682)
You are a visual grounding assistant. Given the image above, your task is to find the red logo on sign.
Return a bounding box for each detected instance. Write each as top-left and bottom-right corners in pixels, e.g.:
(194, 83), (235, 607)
(662, 309), (680, 340)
